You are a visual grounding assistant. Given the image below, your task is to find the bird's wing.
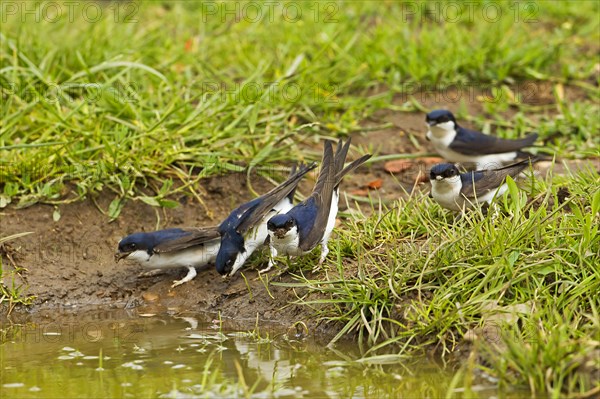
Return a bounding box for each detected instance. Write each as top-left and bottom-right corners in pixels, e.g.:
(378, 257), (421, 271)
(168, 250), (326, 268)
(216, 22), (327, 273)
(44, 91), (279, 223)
(460, 159), (533, 199)
(217, 200), (257, 235)
(450, 128), (538, 155)
(286, 162), (301, 202)
(287, 198), (319, 249)
(234, 162), (317, 234)
(298, 141), (336, 251)
(335, 154), (372, 187)
(154, 226), (221, 253)
(333, 138), (351, 177)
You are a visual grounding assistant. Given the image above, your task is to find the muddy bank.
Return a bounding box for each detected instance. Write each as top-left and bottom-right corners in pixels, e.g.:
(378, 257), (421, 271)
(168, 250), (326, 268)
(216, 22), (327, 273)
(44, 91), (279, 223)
(0, 166), (392, 337)
(0, 111), (423, 325)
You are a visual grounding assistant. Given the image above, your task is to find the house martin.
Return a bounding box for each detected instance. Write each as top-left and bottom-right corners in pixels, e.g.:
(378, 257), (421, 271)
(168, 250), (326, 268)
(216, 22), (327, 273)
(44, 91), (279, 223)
(429, 158), (537, 211)
(426, 109), (538, 169)
(215, 162), (317, 276)
(266, 139), (371, 270)
(115, 227), (221, 288)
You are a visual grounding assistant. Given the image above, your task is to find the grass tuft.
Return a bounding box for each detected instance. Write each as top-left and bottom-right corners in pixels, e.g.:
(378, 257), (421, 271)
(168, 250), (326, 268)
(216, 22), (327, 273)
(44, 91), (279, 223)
(0, 232), (36, 313)
(286, 164), (600, 396)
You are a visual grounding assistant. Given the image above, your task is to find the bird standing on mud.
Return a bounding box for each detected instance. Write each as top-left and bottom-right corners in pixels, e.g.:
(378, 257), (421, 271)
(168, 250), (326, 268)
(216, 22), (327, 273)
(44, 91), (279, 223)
(426, 109), (538, 170)
(265, 139), (371, 270)
(215, 162), (316, 277)
(115, 227), (221, 287)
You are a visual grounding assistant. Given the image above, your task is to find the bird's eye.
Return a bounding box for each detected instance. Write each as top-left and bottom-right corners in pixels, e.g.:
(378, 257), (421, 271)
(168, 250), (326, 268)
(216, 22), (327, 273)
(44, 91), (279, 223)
(285, 220), (294, 228)
(126, 243), (137, 251)
(429, 171), (436, 180)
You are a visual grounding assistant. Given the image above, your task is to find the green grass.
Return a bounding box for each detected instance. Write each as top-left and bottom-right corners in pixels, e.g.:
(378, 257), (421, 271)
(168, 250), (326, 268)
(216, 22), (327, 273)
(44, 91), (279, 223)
(1, 1), (599, 216)
(0, 232), (36, 313)
(1, 1), (599, 397)
(282, 163), (600, 397)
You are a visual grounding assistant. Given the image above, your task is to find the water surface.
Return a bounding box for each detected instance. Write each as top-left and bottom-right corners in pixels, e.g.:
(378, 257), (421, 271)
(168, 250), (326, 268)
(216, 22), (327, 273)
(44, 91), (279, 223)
(1, 309), (514, 398)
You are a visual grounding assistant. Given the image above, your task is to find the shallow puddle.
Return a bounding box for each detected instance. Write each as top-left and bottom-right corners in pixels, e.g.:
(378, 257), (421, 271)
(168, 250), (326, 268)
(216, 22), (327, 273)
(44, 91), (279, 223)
(1, 309), (521, 398)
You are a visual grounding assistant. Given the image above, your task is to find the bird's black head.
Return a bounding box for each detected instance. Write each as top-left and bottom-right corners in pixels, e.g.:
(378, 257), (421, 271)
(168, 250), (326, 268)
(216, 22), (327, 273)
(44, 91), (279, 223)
(115, 232), (153, 262)
(426, 109), (457, 127)
(267, 214), (297, 239)
(429, 163), (460, 181)
(215, 232), (245, 275)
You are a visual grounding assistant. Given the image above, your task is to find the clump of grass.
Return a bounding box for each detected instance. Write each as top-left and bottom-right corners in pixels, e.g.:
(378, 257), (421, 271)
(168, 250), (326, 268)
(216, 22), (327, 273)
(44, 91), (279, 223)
(1, 2), (599, 215)
(287, 164), (600, 396)
(0, 232), (36, 313)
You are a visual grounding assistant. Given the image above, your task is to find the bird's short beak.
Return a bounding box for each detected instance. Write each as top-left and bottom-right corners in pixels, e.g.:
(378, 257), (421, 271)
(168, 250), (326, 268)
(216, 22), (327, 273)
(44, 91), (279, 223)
(435, 176), (443, 180)
(114, 252), (129, 263)
(427, 121), (437, 127)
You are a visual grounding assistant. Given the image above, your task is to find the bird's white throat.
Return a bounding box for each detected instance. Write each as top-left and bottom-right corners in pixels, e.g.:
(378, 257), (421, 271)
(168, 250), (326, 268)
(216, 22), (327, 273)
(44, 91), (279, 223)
(431, 175), (461, 192)
(269, 225), (302, 256)
(430, 175), (464, 211)
(125, 250), (151, 263)
(427, 121), (456, 140)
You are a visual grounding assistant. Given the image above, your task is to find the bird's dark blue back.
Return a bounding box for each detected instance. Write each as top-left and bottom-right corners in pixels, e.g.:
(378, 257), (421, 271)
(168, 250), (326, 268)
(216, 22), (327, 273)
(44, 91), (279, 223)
(460, 170), (485, 186)
(455, 127), (495, 145)
(453, 127), (538, 155)
(218, 199), (262, 234)
(150, 228), (192, 241)
(119, 228), (193, 253)
(286, 197), (319, 243)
